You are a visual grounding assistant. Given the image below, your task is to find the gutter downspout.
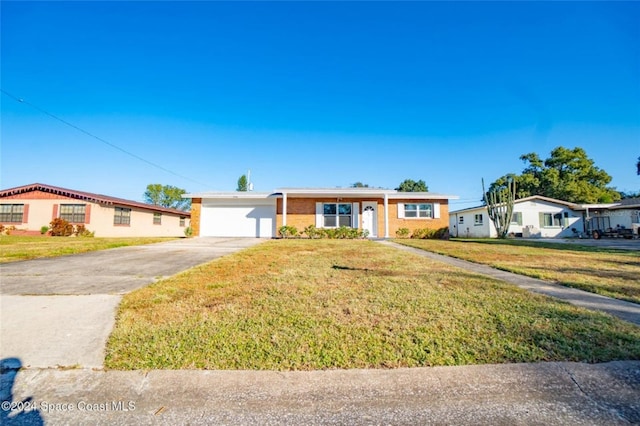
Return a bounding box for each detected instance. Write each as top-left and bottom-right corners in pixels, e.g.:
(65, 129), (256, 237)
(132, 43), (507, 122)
(384, 193), (389, 238)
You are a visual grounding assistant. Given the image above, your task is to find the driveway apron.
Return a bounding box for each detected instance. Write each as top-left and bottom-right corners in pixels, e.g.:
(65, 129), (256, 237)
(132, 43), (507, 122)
(0, 238), (265, 368)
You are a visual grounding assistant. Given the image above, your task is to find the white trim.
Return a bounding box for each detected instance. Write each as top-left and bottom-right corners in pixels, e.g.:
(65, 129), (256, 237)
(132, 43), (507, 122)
(397, 203), (405, 219)
(352, 202), (359, 229)
(384, 194), (389, 238)
(434, 202), (440, 219)
(315, 202), (323, 228)
(283, 192), (288, 226)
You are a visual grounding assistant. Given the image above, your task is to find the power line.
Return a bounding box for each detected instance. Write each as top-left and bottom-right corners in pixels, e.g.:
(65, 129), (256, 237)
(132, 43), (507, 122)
(1, 88), (212, 189)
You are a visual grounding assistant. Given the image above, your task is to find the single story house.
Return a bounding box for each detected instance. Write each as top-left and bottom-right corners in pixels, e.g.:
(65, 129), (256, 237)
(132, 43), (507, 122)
(186, 187), (458, 238)
(0, 183), (190, 237)
(449, 195), (640, 238)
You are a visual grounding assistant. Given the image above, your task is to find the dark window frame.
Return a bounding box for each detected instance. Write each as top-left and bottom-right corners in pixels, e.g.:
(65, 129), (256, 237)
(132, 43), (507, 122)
(0, 204), (24, 223)
(114, 207), (131, 226)
(60, 204), (86, 223)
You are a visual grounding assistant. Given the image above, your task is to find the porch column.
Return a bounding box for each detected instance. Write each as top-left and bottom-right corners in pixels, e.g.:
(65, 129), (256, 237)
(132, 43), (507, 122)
(282, 192), (288, 226)
(384, 194), (389, 238)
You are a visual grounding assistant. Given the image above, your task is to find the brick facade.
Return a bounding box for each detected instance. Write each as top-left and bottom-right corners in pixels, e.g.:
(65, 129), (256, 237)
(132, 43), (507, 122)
(276, 197), (449, 237)
(190, 198), (202, 236)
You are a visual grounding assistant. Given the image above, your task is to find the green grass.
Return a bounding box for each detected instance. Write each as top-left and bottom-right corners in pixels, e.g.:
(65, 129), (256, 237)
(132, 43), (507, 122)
(0, 235), (179, 263)
(105, 240), (640, 370)
(395, 238), (640, 304)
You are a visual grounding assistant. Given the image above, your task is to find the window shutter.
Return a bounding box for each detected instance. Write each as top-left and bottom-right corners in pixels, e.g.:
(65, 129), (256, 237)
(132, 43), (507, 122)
(52, 204), (59, 220)
(563, 212), (569, 228)
(85, 204), (91, 224)
(352, 203), (359, 228)
(433, 202), (440, 219)
(539, 212), (545, 227)
(315, 202), (323, 228)
(397, 203), (404, 219)
(23, 204), (29, 224)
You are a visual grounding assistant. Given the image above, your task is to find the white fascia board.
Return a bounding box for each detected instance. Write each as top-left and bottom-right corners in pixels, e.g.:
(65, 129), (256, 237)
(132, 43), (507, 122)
(183, 192), (279, 199)
(449, 205), (487, 215)
(386, 193), (459, 200)
(276, 188), (458, 200)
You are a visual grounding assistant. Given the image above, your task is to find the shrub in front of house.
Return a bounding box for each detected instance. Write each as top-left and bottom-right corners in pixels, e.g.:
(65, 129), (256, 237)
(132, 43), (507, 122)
(411, 227), (450, 240)
(396, 227), (410, 238)
(303, 225), (322, 239)
(300, 225), (368, 239)
(49, 218), (74, 236)
(74, 224), (95, 237)
(40, 226), (50, 235)
(278, 225), (299, 238)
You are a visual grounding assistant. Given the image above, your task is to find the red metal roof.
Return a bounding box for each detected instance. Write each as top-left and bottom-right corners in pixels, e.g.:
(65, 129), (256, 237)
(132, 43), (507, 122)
(0, 183), (190, 216)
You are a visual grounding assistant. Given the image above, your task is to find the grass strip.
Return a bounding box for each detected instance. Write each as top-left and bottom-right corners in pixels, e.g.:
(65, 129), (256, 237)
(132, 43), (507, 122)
(0, 235), (178, 263)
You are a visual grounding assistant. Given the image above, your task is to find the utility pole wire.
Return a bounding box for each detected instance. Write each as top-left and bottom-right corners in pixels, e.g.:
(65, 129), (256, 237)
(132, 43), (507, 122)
(1, 88), (212, 189)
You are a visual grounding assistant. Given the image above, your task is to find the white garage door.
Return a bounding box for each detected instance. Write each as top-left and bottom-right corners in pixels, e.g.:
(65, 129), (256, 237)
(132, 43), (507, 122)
(201, 200), (276, 238)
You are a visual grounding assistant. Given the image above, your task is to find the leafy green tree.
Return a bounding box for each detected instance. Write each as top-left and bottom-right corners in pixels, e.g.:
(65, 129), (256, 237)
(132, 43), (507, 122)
(489, 147), (620, 203)
(395, 179), (428, 192)
(144, 184), (190, 210)
(237, 175), (248, 192)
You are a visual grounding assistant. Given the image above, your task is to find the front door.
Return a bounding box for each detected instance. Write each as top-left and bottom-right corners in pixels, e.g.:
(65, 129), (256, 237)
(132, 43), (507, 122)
(362, 202), (377, 237)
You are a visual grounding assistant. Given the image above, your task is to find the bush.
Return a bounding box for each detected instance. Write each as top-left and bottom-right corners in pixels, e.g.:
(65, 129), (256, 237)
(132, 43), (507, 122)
(184, 226), (193, 237)
(40, 226), (50, 235)
(396, 227), (410, 238)
(74, 224), (95, 237)
(49, 218), (74, 236)
(0, 225), (16, 235)
(278, 225), (298, 238)
(302, 225), (323, 239)
(411, 227), (450, 240)
(301, 226), (368, 239)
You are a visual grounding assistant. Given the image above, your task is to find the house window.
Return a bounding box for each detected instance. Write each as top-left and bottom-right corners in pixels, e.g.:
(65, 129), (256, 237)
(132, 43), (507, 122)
(540, 213), (562, 227)
(180, 216), (186, 227)
(474, 214), (483, 225)
(511, 212), (523, 225)
(458, 216), (464, 224)
(153, 213), (162, 225)
(114, 207), (131, 226)
(404, 204), (433, 218)
(60, 204), (86, 223)
(323, 203), (352, 227)
(0, 204), (24, 222)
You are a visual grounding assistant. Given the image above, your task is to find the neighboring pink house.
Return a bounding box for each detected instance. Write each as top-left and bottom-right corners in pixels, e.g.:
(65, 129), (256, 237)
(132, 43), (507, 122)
(0, 183), (189, 237)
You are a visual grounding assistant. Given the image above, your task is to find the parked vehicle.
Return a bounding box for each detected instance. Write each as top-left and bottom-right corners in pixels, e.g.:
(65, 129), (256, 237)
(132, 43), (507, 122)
(587, 216), (634, 239)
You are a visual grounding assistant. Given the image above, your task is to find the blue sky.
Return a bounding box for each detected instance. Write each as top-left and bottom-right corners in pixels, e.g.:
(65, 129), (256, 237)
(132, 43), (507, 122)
(2, 1), (638, 210)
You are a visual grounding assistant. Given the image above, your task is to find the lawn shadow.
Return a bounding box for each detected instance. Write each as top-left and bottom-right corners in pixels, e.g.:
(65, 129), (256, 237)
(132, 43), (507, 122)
(1, 357), (44, 425)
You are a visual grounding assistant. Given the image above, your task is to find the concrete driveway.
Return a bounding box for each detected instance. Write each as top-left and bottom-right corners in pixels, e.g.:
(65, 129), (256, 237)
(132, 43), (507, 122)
(0, 238), (265, 368)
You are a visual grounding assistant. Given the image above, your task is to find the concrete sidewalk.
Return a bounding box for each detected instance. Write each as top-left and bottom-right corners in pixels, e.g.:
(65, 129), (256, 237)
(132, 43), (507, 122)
(379, 241), (640, 327)
(1, 359), (638, 425)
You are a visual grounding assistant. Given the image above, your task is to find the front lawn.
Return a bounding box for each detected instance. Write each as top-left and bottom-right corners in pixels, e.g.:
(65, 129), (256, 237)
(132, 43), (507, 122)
(105, 240), (640, 370)
(396, 239), (640, 304)
(0, 235), (179, 263)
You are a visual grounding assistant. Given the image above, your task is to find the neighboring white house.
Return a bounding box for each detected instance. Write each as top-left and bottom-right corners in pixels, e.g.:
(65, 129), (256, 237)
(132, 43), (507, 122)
(450, 196), (585, 238)
(450, 195), (640, 239)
